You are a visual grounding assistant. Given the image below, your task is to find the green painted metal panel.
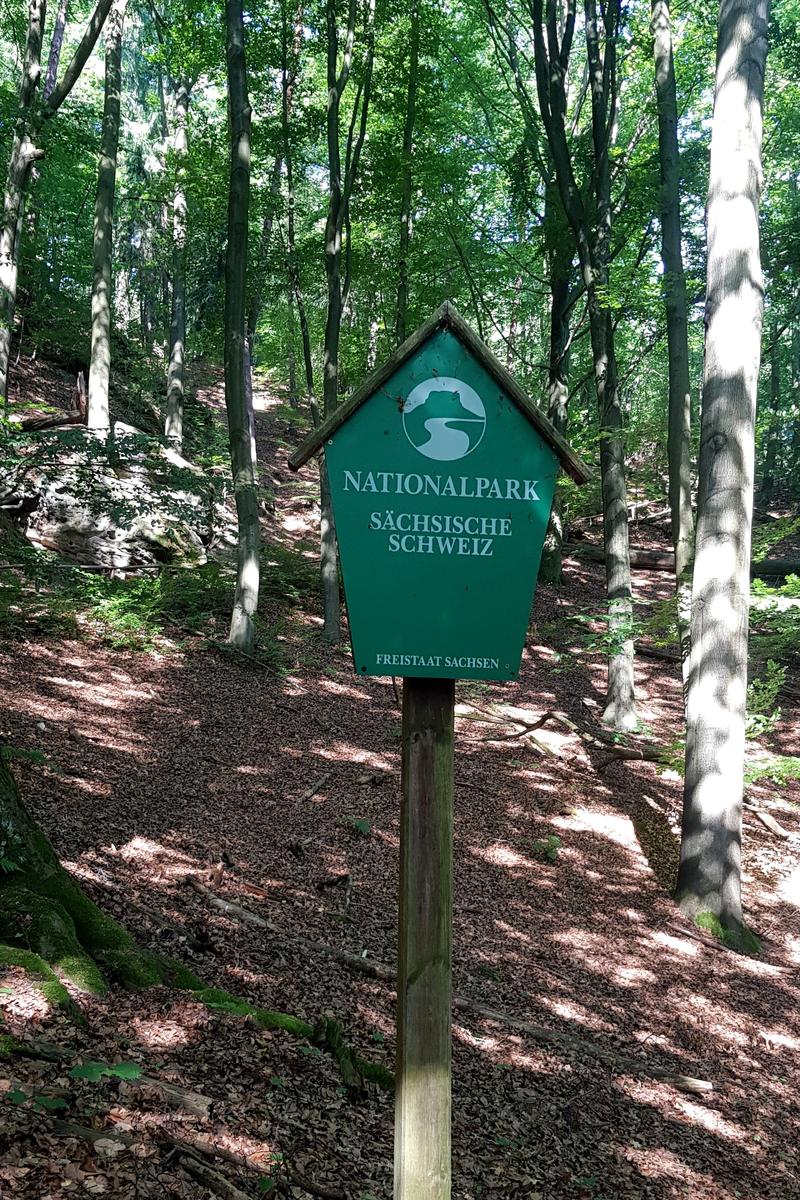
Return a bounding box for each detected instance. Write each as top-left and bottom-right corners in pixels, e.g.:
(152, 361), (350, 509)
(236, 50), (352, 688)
(325, 329), (558, 680)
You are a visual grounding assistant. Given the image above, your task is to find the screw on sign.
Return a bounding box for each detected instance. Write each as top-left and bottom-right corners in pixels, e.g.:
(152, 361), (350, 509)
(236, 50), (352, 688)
(290, 303), (589, 1200)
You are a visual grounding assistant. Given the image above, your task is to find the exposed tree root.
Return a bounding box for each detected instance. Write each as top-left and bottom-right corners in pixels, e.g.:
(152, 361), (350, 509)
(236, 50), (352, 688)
(187, 872), (714, 1094)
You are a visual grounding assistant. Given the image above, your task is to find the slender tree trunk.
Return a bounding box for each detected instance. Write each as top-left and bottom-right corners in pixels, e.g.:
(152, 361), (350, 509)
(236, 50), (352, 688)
(651, 0), (694, 677)
(530, 0), (635, 728)
(395, 0), (419, 345)
(539, 186), (572, 585)
(164, 81), (190, 446)
(246, 151), (282, 361)
(675, 0), (769, 944)
(224, 0), (260, 653)
(0, 0), (46, 405)
(761, 317), (780, 502)
(43, 0), (68, 99)
(319, 0), (346, 643)
(86, 0), (127, 431)
(585, 0), (636, 730)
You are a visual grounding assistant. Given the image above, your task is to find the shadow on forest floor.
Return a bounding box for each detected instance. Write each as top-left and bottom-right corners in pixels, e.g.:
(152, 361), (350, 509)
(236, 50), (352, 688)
(1, 371), (799, 1200)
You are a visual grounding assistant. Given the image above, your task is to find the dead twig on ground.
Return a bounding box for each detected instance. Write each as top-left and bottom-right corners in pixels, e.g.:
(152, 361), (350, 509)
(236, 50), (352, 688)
(185, 874), (713, 1093)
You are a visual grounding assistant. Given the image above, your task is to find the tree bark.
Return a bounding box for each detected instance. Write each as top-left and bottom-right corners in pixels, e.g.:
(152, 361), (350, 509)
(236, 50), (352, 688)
(395, 0), (419, 346)
(224, 0), (260, 653)
(164, 81), (190, 447)
(0, 0), (47, 406)
(760, 316), (780, 502)
(584, 0), (636, 731)
(675, 0), (769, 945)
(530, 0), (636, 729)
(43, 0), (69, 100)
(246, 150), (282, 368)
(280, 0), (313, 403)
(651, 0), (694, 677)
(87, 0), (127, 432)
(319, 0), (375, 643)
(538, 183), (573, 585)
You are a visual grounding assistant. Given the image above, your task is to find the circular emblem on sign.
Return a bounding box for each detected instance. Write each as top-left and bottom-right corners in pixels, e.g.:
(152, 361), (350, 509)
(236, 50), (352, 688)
(402, 376), (486, 462)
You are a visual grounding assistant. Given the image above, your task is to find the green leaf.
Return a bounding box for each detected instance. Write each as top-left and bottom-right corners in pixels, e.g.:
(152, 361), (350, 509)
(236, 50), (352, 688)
(8, 1088), (27, 1104)
(69, 1061), (109, 1082)
(269, 1075), (285, 1088)
(34, 1095), (68, 1111)
(106, 1062), (143, 1080)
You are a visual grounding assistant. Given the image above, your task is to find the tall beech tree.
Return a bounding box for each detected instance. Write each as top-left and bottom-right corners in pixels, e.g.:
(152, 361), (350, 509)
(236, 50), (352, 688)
(530, 0), (637, 729)
(676, 0), (770, 945)
(0, 0), (115, 403)
(395, 0), (419, 345)
(87, 0), (129, 431)
(224, 0), (260, 652)
(651, 0), (694, 672)
(320, 0), (375, 642)
(164, 79), (191, 446)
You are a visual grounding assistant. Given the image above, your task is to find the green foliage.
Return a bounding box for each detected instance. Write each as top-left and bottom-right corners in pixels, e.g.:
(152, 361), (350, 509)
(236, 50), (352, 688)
(530, 834), (561, 863)
(344, 816), (372, 838)
(752, 517), (800, 562)
(69, 1060), (144, 1082)
(749, 576), (800, 664)
(695, 912), (761, 956)
(745, 752), (800, 787)
(746, 660), (786, 739)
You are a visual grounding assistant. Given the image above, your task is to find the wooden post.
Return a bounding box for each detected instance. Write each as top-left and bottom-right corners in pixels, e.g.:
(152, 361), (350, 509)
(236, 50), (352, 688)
(395, 677), (455, 1200)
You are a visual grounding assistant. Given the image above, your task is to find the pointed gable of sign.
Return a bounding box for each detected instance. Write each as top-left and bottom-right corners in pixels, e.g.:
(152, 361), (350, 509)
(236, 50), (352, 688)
(288, 302), (591, 483)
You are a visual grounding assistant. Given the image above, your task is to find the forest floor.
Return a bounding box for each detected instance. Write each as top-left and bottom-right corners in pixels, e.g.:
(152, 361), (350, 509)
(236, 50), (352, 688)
(1, 364), (799, 1200)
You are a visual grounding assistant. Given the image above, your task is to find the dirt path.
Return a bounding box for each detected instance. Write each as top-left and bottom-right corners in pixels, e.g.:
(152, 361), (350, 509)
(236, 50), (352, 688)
(1, 368), (799, 1199)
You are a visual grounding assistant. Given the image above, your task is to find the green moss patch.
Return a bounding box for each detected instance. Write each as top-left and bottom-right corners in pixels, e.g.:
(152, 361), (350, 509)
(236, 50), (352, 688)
(0, 943), (77, 1014)
(0, 888), (106, 995)
(695, 912), (762, 955)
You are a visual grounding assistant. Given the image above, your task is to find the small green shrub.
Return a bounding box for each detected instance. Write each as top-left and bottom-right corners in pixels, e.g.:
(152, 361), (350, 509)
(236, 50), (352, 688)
(531, 834), (561, 862)
(746, 659), (785, 739)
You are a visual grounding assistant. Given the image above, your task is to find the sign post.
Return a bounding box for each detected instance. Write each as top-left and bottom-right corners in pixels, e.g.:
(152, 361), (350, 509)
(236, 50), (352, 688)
(289, 303), (589, 1199)
(396, 677), (454, 1199)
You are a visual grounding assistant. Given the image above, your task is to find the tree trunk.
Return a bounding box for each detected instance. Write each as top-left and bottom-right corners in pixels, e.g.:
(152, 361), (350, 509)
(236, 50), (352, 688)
(86, 0), (127, 431)
(224, 0), (260, 653)
(395, 0), (419, 346)
(164, 81), (190, 447)
(651, 0), (694, 678)
(675, 0), (769, 946)
(530, 0), (635, 729)
(246, 151), (282, 365)
(585, 0), (636, 731)
(281, 0), (314, 405)
(0, 0), (46, 405)
(760, 317), (780, 502)
(43, 0), (69, 99)
(0, 753), (165, 994)
(538, 185), (572, 586)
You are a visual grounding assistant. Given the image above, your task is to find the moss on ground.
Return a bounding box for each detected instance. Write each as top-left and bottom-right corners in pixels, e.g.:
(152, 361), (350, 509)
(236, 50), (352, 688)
(0, 889), (106, 995)
(695, 911), (762, 955)
(0, 943), (78, 1014)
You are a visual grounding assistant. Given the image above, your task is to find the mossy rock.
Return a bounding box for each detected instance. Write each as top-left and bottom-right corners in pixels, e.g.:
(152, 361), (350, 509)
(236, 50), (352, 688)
(0, 942), (77, 1014)
(0, 888), (106, 995)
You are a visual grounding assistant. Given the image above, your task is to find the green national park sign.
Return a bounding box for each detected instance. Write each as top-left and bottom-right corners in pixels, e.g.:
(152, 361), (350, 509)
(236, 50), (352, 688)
(290, 305), (589, 681)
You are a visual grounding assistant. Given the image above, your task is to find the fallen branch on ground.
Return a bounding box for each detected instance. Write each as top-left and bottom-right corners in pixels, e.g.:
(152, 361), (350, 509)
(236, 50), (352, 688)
(186, 874), (713, 1093)
(179, 1156), (251, 1200)
(743, 803), (790, 840)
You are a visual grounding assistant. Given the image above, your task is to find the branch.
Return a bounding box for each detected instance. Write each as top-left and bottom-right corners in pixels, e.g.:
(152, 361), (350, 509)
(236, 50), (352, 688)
(44, 0), (115, 116)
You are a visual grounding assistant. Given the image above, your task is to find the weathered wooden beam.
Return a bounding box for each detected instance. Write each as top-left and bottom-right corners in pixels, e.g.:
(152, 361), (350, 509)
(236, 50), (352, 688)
(395, 677), (454, 1200)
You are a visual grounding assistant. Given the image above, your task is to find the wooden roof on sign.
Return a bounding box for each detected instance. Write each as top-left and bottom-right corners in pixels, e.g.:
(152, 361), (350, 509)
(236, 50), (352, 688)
(288, 302), (591, 484)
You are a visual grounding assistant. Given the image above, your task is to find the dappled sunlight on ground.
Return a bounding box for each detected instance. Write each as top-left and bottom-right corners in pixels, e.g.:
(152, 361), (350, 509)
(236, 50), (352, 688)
(1, 373), (798, 1199)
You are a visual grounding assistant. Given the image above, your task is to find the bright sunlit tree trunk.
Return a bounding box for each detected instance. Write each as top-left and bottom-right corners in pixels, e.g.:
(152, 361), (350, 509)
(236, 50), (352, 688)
(87, 0), (127, 431)
(224, 0), (260, 652)
(676, 0), (769, 945)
